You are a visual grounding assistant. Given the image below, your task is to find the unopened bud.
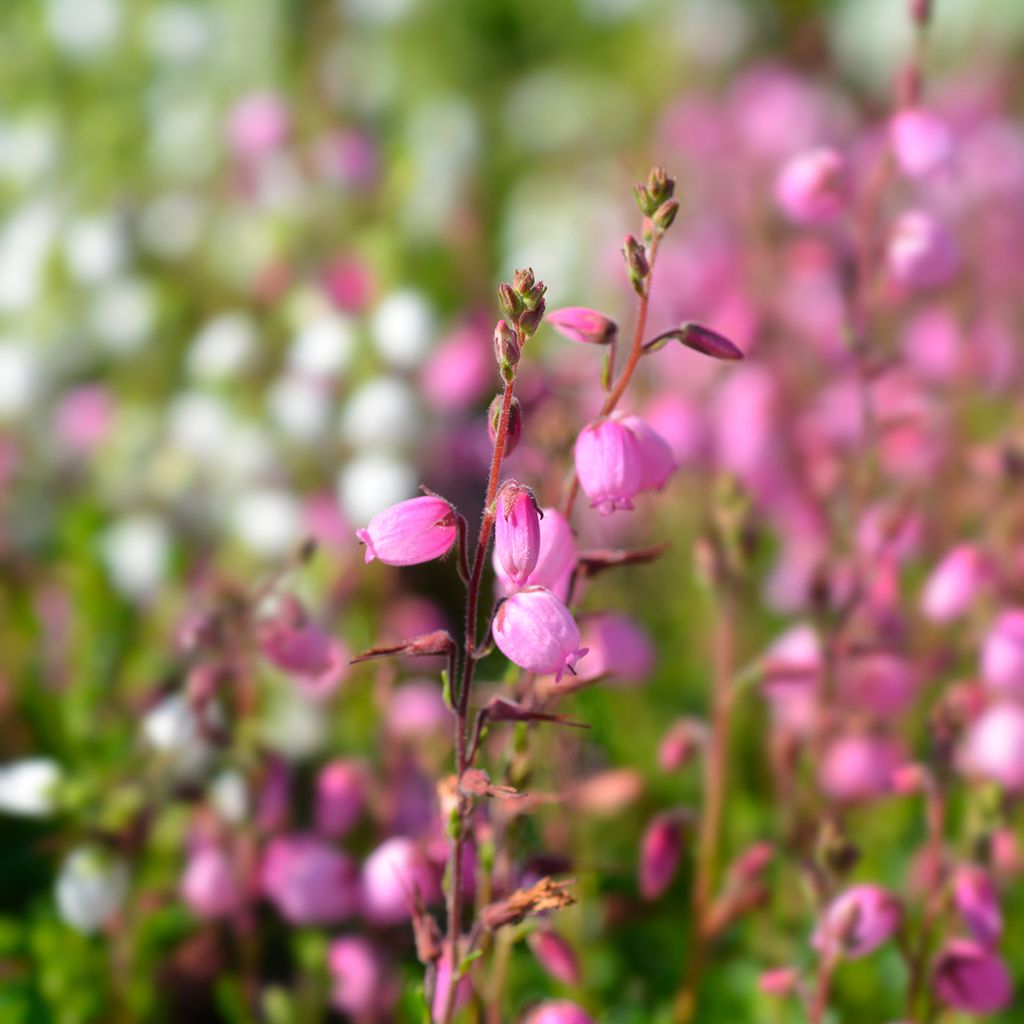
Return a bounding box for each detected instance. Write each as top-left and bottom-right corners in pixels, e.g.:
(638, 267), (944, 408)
(653, 198), (679, 233)
(647, 165), (675, 205)
(497, 282), (522, 321)
(489, 395), (523, 455)
(493, 320), (520, 383)
(512, 268), (535, 297)
(518, 296), (546, 338)
(622, 235), (649, 295)
(910, 0), (931, 25)
(633, 182), (658, 217)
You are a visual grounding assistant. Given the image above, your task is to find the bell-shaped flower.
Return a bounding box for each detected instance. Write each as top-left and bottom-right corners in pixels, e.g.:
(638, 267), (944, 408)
(812, 884), (901, 959)
(575, 418), (643, 516)
(492, 587), (587, 681)
(356, 495), (457, 566)
(494, 482), (542, 588)
(932, 940), (1013, 1014)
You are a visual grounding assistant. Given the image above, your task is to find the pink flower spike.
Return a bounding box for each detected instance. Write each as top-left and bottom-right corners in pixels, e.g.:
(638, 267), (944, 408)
(812, 885), (901, 959)
(890, 108), (952, 179)
(494, 482), (542, 588)
(546, 306), (617, 345)
(575, 418), (644, 516)
(952, 865), (1002, 948)
(619, 414), (677, 493)
(356, 495), (457, 566)
(932, 940), (1013, 1014)
(492, 587), (587, 681)
(775, 147), (849, 224)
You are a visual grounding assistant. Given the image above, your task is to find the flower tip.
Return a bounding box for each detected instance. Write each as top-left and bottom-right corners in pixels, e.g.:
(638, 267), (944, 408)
(355, 529), (376, 563)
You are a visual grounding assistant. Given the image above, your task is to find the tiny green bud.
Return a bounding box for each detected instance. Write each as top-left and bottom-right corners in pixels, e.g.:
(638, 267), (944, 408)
(653, 198), (679, 232)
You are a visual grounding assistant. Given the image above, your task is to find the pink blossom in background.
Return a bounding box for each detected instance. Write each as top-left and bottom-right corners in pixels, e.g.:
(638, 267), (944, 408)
(315, 760), (366, 839)
(180, 846), (243, 920)
(758, 967), (799, 996)
(812, 885), (901, 959)
(260, 617), (347, 701)
(431, 950), (473, 1024)
(421, 320), (493, 411)
(328, 936), (393, 1017)
(361, 836), (440, 926)
(575, 612), (655, 685)
(960, 702), (1024, 791)
(639, 812), (684, 900)
(546, 307), (617, 346)
(528, 930), (581, 987)
(774, 147), (849, 224)
(642, 394), (707, 468)
(952, 865), (1003, 948)
(932, 940), (1013, 1013)
(890, 107), (952, 177)
(819, 734), (904, 803)
(261, 835), (359, 924)
(920, 544), (991, 623)
(837, 653), (919, 717)
(523, 1001), (595, 1024)
(301, 493), (351, 551)
(980, 610), (1024, 697)
(315, 130), (379, 189)
(901, 306), (963, 384)
(386, 681), (450, 743)
(492, 587), (587, 681)
(54, 385), (113, 454)
(322, 254), (376, 313)
(617, 414), (676, 493)
(227, 92), (290, 160)
(887, 210), (960, 290)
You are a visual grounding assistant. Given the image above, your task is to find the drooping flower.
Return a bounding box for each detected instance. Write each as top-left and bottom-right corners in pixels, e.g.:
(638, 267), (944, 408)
(261, 835), (360, 924)
(890, 107), (951, 178)
(887, 210), (959, 290)
(575, 418), (643, 515)
(618, 414), (676, 493)
(981, 609), (1024, 698)
(932, 940), (1013, 1014)
(546, 306), (617, 345)
(493, 506), (575, 601)
(952, 865), (1002, 948)
(356, 495), (457, 566)
(812, 885), (901, 959)
(260, 608), (348, 701)
(960, 702), (1024, 791)
(181, 846), (242, 920)
(360, 836), (440, 926)
(494, 482), (542, 588)
(492, 587), (588, 681)
(528, 930), (582, 987)
(819, 733), (904, 803)
(775, 147), (849, 224)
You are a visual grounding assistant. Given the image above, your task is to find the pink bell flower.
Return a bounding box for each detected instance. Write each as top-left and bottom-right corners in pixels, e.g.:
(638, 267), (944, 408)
(932, 940), (1013, 1014)
(639, 812), (684, 900)
(981, 609), (1024, 698)
(546, 306), (617, 345)
(260, 835), (360, 924)
(492, 587), (587, 681)
(890, 107), (952, 178)
(180, 846), (242, 920)
(576, 612), (655, 685)
(960, 702), (1024, 791)
(774, 147), (849, 224)
(494, 482), (542, 588)
(575, 418), (644, 516)
(528, 930), (581, 987)
(227, 92), (290, 160)
(361, 836), (440, 926)
(812, 885), (902, 959)
(524, 1001), (595, 1024)
(819, 734), (904, 803)
(356, 495), (457, 566)
(921, 545), (992, 623)
(315, 760), (366, 839)
(260, 613), (347, 701)
(328, 936), (392, 1018)
(952, 865), (1002, 948)
(618, 414), (677, 493)
(887, 210), (959, 290)
(493, 506), (575, 601)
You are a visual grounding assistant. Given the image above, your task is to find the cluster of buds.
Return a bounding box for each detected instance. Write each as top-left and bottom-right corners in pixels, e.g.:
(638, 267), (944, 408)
(497, 267), (547, 339)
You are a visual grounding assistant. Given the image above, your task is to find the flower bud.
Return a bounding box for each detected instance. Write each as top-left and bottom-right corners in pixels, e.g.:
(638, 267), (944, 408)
(181, 846), (242, 920)
(497, 282), (522, 321)
(910, 0), (932, 25)
(622, 235), (650, 294)
(519, 297), (546, 338)
(887, 210), (959, 290)
(546, 307), (617, 345)
(492, 506), (575, 601)
(932, 940), (1012, 1013)
(315, 760), (366, 838)
(960, 702), (1024, 791)
(981, 609), (1024, 697)
(525, 1001), (595, 1024)
(775, 147), (849, 224)
(495, 482), (543, 588)
(920, 545), (992, 623)
(361, 836), (440, 925)
(356, 495), (457, 566)
(528, 930), (581, 987)
(639, 812), (685, 900)
(758, 968), (799, 996)
(512, 267), (536, 297)
(653, 198), (679, 232)
(261, 835), (360, 924)
(488, 394), (523, 455)
(493, 319), (520, 383)
(812, 885), (901, 959)
(492, 587), (587, 681)
(647, 165), (675, 204)
(658, 719), (703, 772)
(890, 108), (951, 179)
(575, 418), (644, 515)
(952, 865), (1002, 948)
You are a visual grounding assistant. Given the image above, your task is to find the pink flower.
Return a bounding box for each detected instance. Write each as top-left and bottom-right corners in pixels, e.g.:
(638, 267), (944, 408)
(493, 506), (575, 601)
(921, 545), (992, 623)
(981, 610), (1024, 697)
(361, 836), (440, 925)
(421, 320), (493, 412)
(758, 967), (799, 996)
(819, 734), (903, 803)
(528, 930), (581, 987)
(524, 1001), (595, 1024)
(260, 616), (347, 701)
(315, 760), (366, 839)
(261, 835), (359, 924)
(328, 936), (391, 1017)
(180, 846), (242, 920)
(576, 612), (655, 685)
(54, 385), (113, 454)
(575, 418), (644, 516)
(775, 147), (849, 224)
(639, 812), (684, 901)
(952, 865), (1002, 948)
(837, 653), (919, 717)
(386, 681), (451, 742)
(890, 108), (952, 178)
(356, 495), (457, 566)
(546, 307), (617, 345)
(960, 702), (1024, 791)
(887, 210), (959, 290)
(431, 950), (473, 1024)
(227, 92), (289, 160)
(618, 414), (676, 492)
(494, 483), (542, 588)
(932, 940), (1013, 1014)
(813, 885), (901, 959)
(492, 587), (587, 681)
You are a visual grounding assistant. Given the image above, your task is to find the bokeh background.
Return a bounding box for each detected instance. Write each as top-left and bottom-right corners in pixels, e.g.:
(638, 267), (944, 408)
(3, 0), (1024, 1021)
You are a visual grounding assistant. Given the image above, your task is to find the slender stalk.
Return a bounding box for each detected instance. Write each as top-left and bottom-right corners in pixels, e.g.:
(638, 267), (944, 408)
(561, 235), (661, 519)
(673, 593), (734, 1023)
(439, 374), (517, 1024)
(808, 955), (836, 1024)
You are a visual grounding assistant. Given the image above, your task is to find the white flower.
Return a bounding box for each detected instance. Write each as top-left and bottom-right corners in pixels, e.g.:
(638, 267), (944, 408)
(336, 453), (415, 525)
(0, 341), (43, 421)
(55, 847), (128, 935)
(138, 192), (205, 260)
(0, 200), (60, 312)
(370, 290), (434, 368)
(142, 693), (217, 777)
(46, 0), (121, 59)
(144, 3), (213, 64)
(267, 375), (331, 441)
(260, 685), (328, 761)
(64, 214), (126, 284)
(0, 759), (61, 817)
(230, 489), (302, 558)
(187, 313), (256, 381)
(288, 313), (357, 377)
(339, 376), (419, 449)
(209, 770), (248, 825)
(89, 277), (157, 354)
(100, 514), (171, 600)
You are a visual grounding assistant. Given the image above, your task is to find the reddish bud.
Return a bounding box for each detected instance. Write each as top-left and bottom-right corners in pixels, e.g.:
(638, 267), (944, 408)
(356, 496), (457, 566)
(494, 481), (543, 588)
(493, 320), (520, 383)
(639, 812), (685, 900)
(622, 235), (649, 294)
(528, 930), (582, 987)
(489, 394), (523, 455)
(546, 307), (617, 346)
(952, 866), (1002, 948)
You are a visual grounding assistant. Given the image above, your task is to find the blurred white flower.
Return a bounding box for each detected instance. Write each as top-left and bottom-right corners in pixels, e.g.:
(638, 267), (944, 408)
(187, 312), (256, 381)
(230, 489), (302, 558)
(0, 341), (43, 421)
(65, 214), (126, 285)
(671, 0), (752, 67)
(100, 514), (171, 600)
(370, 290), (434, 368)
(46, 0), (122, 59)
(0, 758), (61, 817)
(138, 192), (205, 260)
(0, 200), (60, 312)
(142, 693), (217, 777)
(89, 277), (157, 354)
(288, 313), (357, 378)
(168, 391), (233, 459)
(337, 453), (415, 525)
(267, 375), (331, 441)
(145, 3), (213, 64)
(209, 770), (248, 825)
(260, 685), (328, 761)
(340, 376), (419, 449)
(0, 118), (59, 186)
(147, 96), (218, 180)
(340, 0), (418, 25)
(55, 847), (128, 935)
